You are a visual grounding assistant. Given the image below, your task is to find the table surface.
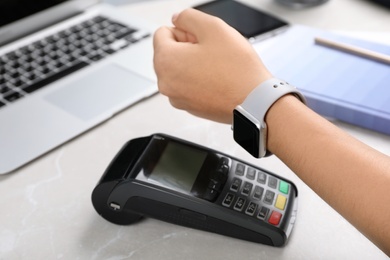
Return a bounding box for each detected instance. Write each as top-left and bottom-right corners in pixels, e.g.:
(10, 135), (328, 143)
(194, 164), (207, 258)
(1, 0), (390, 259)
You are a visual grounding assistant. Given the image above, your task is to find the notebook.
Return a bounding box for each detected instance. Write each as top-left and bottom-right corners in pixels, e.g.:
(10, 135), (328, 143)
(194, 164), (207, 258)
(0, 0), (158, 174)
(252, 25), (390, 136)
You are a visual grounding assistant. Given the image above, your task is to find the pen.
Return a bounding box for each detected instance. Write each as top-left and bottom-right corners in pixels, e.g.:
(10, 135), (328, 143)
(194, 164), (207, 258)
(314, 37), (390, 65)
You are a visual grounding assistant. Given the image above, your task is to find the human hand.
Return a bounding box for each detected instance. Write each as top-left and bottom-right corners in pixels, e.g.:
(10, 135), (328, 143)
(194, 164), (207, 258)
(153, 8), (272, 124)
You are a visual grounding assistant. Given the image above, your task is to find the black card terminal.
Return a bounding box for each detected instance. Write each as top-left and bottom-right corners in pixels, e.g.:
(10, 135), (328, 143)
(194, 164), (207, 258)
(92, 133), (298, 246)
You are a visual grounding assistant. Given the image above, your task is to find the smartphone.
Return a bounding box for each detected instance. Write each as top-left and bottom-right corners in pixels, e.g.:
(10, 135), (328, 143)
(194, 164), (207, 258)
(194, 0), (289, 39)
(92, 133), (298, 247)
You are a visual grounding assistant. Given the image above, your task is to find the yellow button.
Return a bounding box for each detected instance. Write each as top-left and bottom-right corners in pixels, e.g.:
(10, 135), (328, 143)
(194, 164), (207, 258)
(275, 194), (287, 210)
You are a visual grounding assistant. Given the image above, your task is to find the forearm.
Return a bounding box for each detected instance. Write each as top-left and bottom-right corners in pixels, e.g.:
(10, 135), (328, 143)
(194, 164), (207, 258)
(266, 95), (390, 255)
(153, 8), (390, 255)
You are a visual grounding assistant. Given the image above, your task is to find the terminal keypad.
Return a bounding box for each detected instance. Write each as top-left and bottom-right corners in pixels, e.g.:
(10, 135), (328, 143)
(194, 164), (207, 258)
(222, 162), (290, 227)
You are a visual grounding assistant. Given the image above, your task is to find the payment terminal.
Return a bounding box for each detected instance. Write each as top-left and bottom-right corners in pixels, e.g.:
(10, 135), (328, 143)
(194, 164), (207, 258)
(92, 133), (298, 246)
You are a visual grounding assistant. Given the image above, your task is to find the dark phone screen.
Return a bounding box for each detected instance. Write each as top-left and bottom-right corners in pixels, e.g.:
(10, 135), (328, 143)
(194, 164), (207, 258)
(194, 0), (288, 38)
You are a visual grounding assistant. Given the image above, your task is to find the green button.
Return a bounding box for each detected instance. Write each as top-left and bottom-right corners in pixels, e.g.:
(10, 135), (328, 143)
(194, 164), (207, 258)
(279, 181), (289, 194)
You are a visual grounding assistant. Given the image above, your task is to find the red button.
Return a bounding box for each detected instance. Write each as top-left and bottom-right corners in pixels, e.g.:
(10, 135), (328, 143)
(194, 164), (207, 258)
(268, 211), (282, 226)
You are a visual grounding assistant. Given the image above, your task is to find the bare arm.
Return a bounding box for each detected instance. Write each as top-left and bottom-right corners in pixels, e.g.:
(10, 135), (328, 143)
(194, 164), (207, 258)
(153, 8), (390, 255)
(267, 95), (390, 255)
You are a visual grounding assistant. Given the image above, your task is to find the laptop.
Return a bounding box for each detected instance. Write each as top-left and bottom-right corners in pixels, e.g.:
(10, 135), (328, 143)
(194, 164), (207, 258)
(0, 0), (158, 174)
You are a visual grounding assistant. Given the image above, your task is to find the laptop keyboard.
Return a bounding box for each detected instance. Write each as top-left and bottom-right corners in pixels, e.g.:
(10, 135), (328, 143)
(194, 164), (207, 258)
(0, 15), (150, 109)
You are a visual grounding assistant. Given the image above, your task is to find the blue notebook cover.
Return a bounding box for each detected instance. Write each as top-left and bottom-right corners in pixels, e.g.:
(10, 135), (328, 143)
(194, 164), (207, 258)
(255, 25), (390, 135)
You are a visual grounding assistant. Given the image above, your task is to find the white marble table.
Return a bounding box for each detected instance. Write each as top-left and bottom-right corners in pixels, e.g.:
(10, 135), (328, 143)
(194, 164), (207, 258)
(1, 0), (390, 259)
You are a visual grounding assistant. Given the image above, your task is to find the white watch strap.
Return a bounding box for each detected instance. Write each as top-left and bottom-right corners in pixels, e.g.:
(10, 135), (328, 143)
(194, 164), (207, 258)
(239, 78), (306, 121)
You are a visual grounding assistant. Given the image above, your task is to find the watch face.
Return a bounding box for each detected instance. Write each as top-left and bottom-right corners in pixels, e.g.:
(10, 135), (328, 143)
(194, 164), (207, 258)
(233, 110), (260, 158)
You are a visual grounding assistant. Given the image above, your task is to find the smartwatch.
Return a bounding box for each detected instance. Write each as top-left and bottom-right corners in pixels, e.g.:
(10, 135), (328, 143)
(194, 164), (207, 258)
(233, 78), (306, 158)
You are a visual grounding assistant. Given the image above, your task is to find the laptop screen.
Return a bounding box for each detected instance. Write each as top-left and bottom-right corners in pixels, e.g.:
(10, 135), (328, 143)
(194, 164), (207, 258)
(0, 0), (97, 46)
(0, 0), (69, 27)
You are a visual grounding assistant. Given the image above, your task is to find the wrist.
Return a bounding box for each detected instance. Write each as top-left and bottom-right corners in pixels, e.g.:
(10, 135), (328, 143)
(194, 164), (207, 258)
(265, 94), (307, 155)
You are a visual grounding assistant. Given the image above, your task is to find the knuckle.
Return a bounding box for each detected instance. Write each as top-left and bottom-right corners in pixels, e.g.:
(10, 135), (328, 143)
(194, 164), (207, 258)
(157, 80), (169, 96)
(153, 51), (169, 76)
(169, 98), (184, 110)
